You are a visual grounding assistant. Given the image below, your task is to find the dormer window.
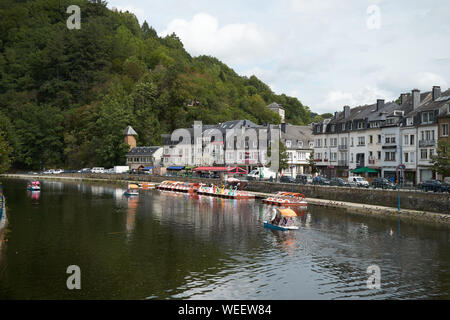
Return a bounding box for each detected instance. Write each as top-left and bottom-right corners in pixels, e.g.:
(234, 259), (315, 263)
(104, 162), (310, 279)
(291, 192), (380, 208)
(386, 118), (395, 125)
(406, 117), (413, 126)
(421, 111), (434, 124)
(331, 125), (336, 132)
(298, 141), (303, 148)
(286, 140), (291, 148)
(357, 122), (364, 129)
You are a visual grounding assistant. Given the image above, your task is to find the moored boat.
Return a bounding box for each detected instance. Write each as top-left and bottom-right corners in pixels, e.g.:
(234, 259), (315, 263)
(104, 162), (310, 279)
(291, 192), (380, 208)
(262, 192), (307, 207)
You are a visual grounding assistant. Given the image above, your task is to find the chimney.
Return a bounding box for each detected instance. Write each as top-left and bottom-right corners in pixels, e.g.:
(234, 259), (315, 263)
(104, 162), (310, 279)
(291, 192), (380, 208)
(400, 93), (407, 105)
(376, 99), (384, 111)
(432, 86), (441, 101)
(334, 111), (338, 119)
(343, 105), (350, 118)
(412, 89), (420, 110)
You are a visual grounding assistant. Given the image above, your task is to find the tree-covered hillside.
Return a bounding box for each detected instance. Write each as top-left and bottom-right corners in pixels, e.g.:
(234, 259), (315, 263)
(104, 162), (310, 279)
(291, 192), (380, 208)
(0, 0), (315, 170)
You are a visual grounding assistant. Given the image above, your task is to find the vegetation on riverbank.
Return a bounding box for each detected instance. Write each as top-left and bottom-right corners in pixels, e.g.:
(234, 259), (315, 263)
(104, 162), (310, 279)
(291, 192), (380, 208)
(0, 0), (333, 171)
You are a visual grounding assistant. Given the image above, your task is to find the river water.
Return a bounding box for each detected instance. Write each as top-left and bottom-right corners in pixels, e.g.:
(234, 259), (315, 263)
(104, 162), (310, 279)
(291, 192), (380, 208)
(0, 178), (449, 299)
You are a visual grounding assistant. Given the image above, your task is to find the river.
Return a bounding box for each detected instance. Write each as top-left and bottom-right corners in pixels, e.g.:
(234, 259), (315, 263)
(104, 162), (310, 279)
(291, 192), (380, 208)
(0, 178), (449, 299)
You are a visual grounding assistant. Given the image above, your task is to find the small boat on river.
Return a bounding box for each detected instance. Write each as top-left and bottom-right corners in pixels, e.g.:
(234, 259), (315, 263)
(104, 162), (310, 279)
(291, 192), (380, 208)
(27, 181), (41, 191)
(124, 184), (139, 196)
(262, 192), (307, 207)
(264, 208), (299, 231)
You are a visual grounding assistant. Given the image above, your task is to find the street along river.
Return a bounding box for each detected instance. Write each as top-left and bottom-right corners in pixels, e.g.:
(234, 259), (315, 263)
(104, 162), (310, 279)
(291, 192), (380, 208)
(0, 178), (449, 299)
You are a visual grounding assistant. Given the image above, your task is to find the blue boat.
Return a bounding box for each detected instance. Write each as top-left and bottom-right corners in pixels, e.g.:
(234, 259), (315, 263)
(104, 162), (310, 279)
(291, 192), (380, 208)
(263, 221), (298, 231)
(263, 208), (299, 231)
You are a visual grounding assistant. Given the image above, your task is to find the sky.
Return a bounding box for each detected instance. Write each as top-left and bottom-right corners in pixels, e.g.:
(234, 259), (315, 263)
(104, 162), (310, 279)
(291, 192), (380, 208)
(107, 0), (450, 114)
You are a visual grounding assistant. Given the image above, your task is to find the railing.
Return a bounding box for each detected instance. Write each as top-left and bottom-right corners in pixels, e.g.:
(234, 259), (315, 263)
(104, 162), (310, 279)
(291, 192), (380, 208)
(419, 140), (436, 147)
(368, 159), (375, 165)
(314, 159), (322, 162)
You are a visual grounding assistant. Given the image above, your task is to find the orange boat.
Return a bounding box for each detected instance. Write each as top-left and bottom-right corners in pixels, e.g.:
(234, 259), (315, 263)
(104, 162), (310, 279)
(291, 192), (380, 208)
(262, 192), (307, 207)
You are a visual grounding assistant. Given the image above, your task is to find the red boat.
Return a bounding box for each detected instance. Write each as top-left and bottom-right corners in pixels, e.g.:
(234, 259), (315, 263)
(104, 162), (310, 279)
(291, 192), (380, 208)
(262, 192), (307, 207)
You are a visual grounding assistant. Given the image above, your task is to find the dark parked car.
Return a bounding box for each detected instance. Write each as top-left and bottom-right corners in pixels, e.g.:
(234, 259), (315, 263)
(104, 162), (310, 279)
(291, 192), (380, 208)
(313, 176), (331, 185)
(330, 177), (350, 187)
(295, 174), (313, 185)
(371, 177), (397, 190)
(418, 180), (450, 193)
(280, 175), (296, 183)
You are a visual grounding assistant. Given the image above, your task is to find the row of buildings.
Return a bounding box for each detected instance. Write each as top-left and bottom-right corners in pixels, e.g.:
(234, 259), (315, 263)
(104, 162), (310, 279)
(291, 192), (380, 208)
(124, 86), (449, 184)
(312, 86), (450, 185)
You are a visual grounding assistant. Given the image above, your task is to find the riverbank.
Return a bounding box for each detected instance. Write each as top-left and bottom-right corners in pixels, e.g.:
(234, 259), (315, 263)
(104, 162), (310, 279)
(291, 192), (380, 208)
(2, 173), (450, 224)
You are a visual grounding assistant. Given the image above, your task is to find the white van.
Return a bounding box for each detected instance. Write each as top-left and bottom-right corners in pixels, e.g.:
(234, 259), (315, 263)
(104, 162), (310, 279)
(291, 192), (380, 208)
(247, 167), (277, 180)
(348, 176), (369, 187)
(91, 167), (105, 174)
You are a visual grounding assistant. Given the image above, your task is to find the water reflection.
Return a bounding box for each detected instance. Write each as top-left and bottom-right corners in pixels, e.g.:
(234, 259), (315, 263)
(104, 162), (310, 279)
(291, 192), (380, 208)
(0, 178), (449, 300)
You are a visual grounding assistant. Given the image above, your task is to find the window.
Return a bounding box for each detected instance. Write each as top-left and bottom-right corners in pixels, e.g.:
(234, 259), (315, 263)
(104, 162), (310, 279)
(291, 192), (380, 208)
(351, 137), (354, 147)
(315, 139), (322, 148)
(286, 140), (291, 148)
(331, 153), (337, 161)
(316, 153), (322, 160)
(404, 135), (409, 146)
(330, 138), (337, 147)
(442, 123), (449, 137)
(410, 134), (415, 145)
(341, 123), (346, 131)
(324, 152), (328, 160)
(404, 152), (409, 163)
(377, 151), (381, 160)
(370, 122), (380, 128)
(369, 135), (373, 144)
(358, 136), (365, 146)
(331, 125), (336, 132)
(410, 152), (415, 162)
(386, 118), (395, 125)
(420, 149), (428, 160)
(298, 141), (304, 148)
(357, 122), (364, 129)
(421, 111), (434, 124)
(385, 135), (396, 144)
(350, 153), (354, 163)
(324, 138), (327, 147)
(377, 135), (381, 143)
(406, 118), (413, 126)
(385, 152), (396, 161)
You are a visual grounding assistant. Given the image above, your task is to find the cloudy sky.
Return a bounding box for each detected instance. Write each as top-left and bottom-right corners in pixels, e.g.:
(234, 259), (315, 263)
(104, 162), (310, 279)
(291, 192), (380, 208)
(108, 0), (450, 114)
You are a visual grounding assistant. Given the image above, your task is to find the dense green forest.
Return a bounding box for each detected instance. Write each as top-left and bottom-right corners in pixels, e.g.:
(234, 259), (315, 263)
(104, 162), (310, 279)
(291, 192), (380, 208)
(0, 0), (320, 171)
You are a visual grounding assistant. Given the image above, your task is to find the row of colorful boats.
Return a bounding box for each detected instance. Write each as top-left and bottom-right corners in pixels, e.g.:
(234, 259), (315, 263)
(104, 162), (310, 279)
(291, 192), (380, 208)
(156, 180), (308, 231)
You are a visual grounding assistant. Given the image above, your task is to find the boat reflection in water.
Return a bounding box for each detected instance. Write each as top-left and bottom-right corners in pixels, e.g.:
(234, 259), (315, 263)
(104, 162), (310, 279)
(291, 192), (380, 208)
(27, 190), (41, 202)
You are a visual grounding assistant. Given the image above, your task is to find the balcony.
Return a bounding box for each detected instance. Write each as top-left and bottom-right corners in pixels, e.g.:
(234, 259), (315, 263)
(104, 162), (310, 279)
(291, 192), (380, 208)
(338, 145), (348, 151)
(368, 159), (375, 165)
(338, 160), (348, 166)
(419, 140), (436, 147)
(314, 159), (322, 162)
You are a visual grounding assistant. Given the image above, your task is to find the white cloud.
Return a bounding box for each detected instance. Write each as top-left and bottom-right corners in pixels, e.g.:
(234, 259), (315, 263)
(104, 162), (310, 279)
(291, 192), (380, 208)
(319, 86), (396, 114)
(160, 13), (277, 65)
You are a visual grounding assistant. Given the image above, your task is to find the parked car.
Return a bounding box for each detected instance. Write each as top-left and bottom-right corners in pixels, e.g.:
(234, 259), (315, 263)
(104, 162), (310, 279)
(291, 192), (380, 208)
(43, 169), (54, 174)
(418, 180), (450, 193)
(330, 177), (350, 187)
(280, 175), (296, 183)
(78, 168), (91, 173)
(63, 169), (77, 173)
(371, 177), (397, 190)
(91, 167), (105, 174)
(313, 176), (330, 185)
(295, 174), (313, 185)
(348, 176), (369, 188)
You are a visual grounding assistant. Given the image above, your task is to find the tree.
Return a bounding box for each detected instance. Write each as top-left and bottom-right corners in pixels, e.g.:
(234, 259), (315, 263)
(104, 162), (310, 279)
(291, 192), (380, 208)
(266, 140), (289, 177)
(0, 130), (12, 173)
(431, 140), (450, 178)
(308, 150), (318, 175)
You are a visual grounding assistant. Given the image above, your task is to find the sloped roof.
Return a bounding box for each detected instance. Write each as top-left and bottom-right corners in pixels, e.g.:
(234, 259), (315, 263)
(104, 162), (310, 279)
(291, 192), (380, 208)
(126, 146), (161, 156)
(124, 126), (138, 136)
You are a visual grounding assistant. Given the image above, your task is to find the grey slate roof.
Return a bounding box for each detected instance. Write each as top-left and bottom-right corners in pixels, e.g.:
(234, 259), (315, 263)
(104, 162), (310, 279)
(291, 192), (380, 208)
(282, 124), (313, 149)
(126, 146), (160, 156)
